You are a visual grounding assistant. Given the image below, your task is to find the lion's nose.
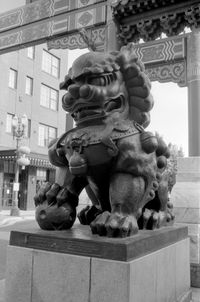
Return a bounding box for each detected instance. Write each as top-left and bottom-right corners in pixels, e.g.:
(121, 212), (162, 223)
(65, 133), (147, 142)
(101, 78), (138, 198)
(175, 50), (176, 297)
(79, 85), (91, 99)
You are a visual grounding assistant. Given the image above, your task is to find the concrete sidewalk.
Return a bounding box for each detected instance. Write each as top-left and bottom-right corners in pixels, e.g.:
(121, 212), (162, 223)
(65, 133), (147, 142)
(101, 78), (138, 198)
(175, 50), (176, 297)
(0, 210), (35, 302)
(0, 280), (5, 302)
(0, 209), (35, 217)
(193, 288), (200, 301)
(0, 210), (35, 227)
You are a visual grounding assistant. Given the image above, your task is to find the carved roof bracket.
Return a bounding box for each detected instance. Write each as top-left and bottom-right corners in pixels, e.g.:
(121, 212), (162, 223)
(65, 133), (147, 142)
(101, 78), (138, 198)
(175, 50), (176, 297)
(111, 0), (200, 43)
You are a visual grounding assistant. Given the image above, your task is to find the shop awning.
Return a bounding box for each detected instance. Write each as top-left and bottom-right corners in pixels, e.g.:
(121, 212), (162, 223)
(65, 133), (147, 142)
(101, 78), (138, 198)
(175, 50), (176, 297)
(0, 150), (55, 169)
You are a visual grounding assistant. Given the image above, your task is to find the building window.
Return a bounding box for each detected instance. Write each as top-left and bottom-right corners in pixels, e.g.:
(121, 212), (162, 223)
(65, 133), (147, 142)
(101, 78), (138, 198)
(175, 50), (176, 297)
(25, 76), (33, 95)
(9, 68), (17, 89)
(4, 161), (15, 174)
(6, 113), (14, 133)
(42, 50), (60, 78)
(40, 84), (58, 111)
(27, 46), (35, 59)
(36, 168), (47, 180)
(36, 168), (47, 192)
(27, 119), (31, 138)
(38, 124), (57, 147)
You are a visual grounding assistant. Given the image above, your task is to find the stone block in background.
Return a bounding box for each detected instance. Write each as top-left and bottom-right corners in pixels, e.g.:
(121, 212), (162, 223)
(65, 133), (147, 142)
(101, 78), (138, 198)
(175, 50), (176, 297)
(171, 157), (200, 287)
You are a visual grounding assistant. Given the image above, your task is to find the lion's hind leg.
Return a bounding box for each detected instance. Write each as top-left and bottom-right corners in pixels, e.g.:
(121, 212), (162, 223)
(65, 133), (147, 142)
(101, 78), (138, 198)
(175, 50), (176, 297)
(90, 173), (145, 237)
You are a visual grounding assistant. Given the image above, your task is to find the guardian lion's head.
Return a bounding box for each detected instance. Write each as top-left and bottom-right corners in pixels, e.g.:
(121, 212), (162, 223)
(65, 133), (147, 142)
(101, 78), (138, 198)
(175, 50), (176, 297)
(60, 43), (153, 128)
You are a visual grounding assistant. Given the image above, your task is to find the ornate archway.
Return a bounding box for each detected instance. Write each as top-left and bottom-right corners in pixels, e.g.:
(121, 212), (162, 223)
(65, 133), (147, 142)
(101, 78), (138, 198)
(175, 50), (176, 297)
(1, 0), (199, 155)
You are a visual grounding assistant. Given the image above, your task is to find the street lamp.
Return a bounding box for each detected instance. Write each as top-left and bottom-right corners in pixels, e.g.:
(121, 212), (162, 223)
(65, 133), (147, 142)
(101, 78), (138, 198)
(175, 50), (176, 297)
(10, 114), (30, 216)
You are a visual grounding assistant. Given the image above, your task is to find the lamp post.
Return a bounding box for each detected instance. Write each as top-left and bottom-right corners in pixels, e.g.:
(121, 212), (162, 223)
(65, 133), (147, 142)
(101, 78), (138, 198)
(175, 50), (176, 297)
(10, 114), (29, 216)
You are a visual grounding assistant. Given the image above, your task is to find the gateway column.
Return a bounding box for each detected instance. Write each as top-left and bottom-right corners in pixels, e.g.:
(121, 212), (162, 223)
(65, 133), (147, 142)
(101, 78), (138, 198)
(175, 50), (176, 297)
(105, 4), (120, 52)
(172, 30), (200, 287)
(187, 30), (200, 156)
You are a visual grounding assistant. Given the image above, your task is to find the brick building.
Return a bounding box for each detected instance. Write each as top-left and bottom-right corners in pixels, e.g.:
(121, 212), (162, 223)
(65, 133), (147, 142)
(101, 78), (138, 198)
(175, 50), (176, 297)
(0, 44), (73, 210)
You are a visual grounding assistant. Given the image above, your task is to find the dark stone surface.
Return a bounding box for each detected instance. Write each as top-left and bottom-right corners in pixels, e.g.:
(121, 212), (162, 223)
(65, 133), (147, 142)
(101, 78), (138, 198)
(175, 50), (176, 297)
(9, 224), (188, 262)
(191, 263), (200, 288)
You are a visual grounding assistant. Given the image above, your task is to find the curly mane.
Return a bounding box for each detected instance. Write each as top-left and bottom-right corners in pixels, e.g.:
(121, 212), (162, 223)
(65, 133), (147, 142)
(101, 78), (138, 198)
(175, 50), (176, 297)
(114, 43), (154, 128)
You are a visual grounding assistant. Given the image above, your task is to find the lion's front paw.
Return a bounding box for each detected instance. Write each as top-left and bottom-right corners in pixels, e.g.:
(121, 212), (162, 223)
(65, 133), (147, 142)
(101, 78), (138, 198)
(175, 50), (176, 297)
(90, 211), (138, 237)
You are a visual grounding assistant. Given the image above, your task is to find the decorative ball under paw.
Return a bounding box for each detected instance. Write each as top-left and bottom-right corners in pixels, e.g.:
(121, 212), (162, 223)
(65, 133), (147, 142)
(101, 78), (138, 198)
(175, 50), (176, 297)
(35, 201), (76, 230)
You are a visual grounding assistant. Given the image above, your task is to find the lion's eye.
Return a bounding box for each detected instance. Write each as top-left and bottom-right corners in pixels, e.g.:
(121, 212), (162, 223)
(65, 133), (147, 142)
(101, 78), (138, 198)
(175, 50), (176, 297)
(87, 73), (117, 86)
(87, 76), (106, 86)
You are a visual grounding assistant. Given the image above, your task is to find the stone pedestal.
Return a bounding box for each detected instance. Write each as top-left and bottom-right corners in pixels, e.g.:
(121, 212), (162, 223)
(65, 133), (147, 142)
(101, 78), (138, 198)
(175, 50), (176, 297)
(171, 156), (200, 287)
(5, 224), (191, 302)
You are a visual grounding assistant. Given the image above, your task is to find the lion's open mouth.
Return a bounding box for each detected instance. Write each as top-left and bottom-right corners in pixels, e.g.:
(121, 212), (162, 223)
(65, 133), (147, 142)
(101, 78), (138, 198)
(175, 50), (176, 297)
(104, 95), (124, 113)
(71, 105), (103, 121)
(71, 95), (125, 123)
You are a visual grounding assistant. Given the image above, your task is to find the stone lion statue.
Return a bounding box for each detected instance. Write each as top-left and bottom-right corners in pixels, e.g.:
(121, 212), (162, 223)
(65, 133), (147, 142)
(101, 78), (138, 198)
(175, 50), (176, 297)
(34, 43), (174, 237)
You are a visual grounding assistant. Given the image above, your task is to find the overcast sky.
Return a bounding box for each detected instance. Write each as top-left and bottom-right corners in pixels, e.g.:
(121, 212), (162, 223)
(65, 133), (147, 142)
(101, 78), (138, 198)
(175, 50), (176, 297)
(0, 0), (25, 13)
(150, 82), (188, 155)
(1, 1), (189, 156)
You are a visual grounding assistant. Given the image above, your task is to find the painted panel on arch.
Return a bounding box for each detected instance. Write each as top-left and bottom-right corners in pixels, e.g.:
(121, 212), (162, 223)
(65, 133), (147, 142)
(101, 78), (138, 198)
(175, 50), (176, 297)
(0, 0), (104, 33)
(133, 36), (186, 64)
(47, 26), (106, 50)
(0, 0), (106, 54)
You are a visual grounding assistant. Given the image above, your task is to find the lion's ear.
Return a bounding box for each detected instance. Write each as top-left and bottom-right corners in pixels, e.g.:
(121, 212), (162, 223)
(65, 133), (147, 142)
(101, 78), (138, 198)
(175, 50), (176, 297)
(130, 107), (151, 128)
(116, 43), (145, 72)
(124, 65), (154, 128)
(128, 93), (154, 128)
(60, 69), (73, 90)
(130, 94), (154, 112)
(116, 44), (154, 128)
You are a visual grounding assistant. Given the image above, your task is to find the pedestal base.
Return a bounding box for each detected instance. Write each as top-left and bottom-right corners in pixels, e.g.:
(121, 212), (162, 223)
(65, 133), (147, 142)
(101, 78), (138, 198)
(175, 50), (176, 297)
(5, 225), (191, 302)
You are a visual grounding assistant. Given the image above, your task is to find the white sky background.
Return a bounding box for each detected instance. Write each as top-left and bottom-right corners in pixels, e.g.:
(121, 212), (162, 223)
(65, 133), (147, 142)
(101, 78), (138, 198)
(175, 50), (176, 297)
(1, 2), (189, 156)
(149, 82), (188, 156)
(0, 0), (25, 12)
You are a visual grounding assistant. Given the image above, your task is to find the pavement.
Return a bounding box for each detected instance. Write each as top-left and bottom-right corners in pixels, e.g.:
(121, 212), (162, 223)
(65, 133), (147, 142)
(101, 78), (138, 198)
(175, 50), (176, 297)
(0, 209), (35, 226)
(0, 210), (200, 302)
(193, 288), (200, 302)
(0, 209), (35, 302)
(0, 280), (5, 302)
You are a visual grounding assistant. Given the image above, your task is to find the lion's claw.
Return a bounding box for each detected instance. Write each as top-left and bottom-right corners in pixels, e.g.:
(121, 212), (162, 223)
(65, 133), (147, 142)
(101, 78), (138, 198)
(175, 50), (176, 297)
(90, 211), (138, 238)
(139, 206), (175, 230)
(142, 209), (159, 229)
(78, 205), (102, 225)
